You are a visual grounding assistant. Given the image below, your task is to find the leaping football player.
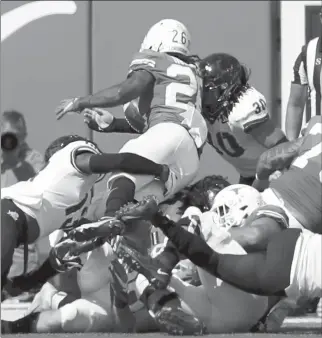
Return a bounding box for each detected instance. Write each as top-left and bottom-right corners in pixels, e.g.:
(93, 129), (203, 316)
(55, 19), (208, 241)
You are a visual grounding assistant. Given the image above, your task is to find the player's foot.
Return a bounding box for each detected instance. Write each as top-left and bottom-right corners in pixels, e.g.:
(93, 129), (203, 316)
(155, 305), (206, 335)
(68, 216), (125, 242)
(144, 288), (206, 336)
(115, 195), (159, 223)
(115, 240), (171, 289)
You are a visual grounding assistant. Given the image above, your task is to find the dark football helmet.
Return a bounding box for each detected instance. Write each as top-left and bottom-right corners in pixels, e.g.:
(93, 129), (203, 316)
(199, 53), (250, 123)
(44, 135), (100, 163)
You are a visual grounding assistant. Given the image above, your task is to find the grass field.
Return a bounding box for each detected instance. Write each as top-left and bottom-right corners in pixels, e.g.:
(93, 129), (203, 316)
(2, 304), (321, 337)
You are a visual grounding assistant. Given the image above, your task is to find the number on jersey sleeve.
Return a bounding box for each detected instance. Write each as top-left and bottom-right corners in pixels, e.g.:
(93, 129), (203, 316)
(292, 122), (322, 182)
(60, 190), (93, 231)
(230, 88), (269, 132)
(208, 131), (245, 158)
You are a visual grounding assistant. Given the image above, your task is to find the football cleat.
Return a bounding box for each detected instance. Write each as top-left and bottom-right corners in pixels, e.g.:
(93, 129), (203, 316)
(155, 305), (206, 336)
(68, 216), (125, 242)
(115, 195), (159, 223)
(115, 240), (171, 289)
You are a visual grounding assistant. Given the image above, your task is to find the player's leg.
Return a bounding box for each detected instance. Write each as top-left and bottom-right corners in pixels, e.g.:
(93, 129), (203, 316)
(1, 199), (28, 288)
(239, 175), (255, 186)
(107, 122), (199, 205)
(3, 293), (116, 333)
(88, 123), (199, 240)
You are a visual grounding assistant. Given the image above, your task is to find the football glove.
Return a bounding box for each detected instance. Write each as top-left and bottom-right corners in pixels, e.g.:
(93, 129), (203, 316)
(49, 237), (84, 272)
(83, 108), (115, 132)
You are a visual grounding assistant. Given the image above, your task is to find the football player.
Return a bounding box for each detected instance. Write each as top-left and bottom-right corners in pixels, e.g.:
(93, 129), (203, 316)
(113, 185), (290, 333)
(1, 240), (136, 333)
(120, 194), (321, 326)
(200, 53), (287, 185)
(5, 209), (203, 335)
(254, 115), (322, 234)
(1, 134), (170, 288)
(55, 19), (208, 240)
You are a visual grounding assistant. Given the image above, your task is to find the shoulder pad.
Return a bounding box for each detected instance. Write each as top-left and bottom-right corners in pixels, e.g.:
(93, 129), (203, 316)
(229, 87), (269, 132)
(70, 141), (104, 180)
(246, 204), (289, 229)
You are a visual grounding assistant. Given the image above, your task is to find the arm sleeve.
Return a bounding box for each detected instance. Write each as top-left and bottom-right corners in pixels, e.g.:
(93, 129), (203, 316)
(88, 152), (166, 177)
(108, 118), (140, 134)
(154, 214), (219, 273)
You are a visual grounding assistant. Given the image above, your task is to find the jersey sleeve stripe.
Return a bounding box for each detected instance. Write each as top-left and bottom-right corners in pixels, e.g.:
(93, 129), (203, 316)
(129, 59), (156, 69)
(292, 46), (308, 85)
(70, 144), (105, 182)
(243, 114), (269, 132)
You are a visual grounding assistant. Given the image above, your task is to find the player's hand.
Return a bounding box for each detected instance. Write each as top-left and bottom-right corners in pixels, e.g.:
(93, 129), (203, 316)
(268, 170), (282, 182)
(49, 238), (84, 272)
(83, 108), (115, 132)
(55, 98), (80, 120)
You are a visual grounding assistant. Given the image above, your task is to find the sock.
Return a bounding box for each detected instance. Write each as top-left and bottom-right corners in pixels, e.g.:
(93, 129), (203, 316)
(105, 177), (135, 216)
(9, 312), (40, 333)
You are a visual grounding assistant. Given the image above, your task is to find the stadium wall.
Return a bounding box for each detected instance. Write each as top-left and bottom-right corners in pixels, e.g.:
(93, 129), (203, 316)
(1, 0), (277, 188)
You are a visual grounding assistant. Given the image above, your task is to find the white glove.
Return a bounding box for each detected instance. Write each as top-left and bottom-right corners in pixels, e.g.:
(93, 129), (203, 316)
(83, 108), (115, 132)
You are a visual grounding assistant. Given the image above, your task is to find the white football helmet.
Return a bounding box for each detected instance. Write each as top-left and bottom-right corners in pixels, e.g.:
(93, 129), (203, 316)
(211, 184), (265, 229)
(140, 19), (191, 56)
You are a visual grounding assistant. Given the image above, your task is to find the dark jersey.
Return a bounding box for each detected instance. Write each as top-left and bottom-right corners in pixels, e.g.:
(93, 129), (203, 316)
(270, 116), (322, 233)
(127, 50), (207, 148)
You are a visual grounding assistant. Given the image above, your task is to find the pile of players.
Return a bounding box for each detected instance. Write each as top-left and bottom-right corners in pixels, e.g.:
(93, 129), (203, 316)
(1, 19), (321, 335)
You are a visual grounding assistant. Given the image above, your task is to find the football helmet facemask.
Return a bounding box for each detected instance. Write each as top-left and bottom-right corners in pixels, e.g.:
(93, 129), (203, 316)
(211, 184), (265, 229)
(140, 19), (191, 56)
(199, 53), (250, 123)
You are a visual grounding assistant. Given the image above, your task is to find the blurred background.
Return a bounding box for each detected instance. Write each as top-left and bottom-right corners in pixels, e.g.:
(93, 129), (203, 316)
(1, 0), (321, 274)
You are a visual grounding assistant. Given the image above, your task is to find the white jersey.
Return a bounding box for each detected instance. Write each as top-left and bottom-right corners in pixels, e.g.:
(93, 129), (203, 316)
(207, 87), (269, 178)
(287, 229), (322, 302)
(1, 140), (102, 238)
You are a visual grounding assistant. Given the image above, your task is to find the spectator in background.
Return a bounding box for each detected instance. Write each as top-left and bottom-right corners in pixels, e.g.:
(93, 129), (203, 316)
(285, 8), (322, 140)
(1, 110), (45, 299)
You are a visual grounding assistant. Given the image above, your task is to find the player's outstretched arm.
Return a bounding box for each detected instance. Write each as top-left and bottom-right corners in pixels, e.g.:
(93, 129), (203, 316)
(153, 212), (299, 296)
(83, 108), (139, 134)
(74, 151), (169, 182)
(255, 136), (305, 181)
(56, 70), (154, 120)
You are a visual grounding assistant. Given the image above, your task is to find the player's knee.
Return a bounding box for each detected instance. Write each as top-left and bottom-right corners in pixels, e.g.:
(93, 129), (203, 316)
(108, 173), (136, 188)
(60, 299), (110, 332)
